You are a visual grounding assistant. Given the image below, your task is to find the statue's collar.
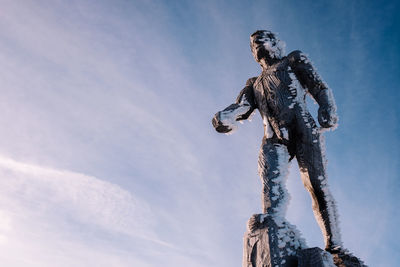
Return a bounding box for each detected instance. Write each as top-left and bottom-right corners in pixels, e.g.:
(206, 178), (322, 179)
(261, 57), (288, 74)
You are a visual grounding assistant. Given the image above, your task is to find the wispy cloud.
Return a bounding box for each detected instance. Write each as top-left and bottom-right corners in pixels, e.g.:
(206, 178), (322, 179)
(0, 154), (220, 266)
(0, 155), (170, 266)
(0, 155), (155, 236)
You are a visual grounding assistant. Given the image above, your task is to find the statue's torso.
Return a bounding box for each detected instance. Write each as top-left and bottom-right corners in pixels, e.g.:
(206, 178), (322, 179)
(252, 57), (308, 140)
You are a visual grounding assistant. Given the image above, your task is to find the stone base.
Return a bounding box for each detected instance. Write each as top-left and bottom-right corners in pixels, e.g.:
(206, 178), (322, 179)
(243, 214), (305, 267)
(297, 248), (336, 267)
(242, 214), (367, 267)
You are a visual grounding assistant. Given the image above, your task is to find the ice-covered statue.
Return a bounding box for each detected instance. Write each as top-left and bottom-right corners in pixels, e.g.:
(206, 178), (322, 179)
(212, 30), (364, 267)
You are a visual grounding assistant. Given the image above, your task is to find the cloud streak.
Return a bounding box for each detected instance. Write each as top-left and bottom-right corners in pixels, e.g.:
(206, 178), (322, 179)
(0, 155), (155, 236)
(0, 154), (202, 266)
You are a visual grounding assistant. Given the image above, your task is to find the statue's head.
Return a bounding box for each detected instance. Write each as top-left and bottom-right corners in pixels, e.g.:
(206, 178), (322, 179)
(250, 30), (286, 62)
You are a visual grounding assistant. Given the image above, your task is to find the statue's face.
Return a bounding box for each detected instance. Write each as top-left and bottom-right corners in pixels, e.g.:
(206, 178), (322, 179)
(250, 30), (285, 62)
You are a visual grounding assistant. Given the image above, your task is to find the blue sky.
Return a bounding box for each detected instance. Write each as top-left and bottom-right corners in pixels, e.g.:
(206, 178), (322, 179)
(0, 0), (398, 266)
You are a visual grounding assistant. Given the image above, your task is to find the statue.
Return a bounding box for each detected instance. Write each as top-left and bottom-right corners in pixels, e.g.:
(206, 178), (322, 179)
(212, 30), (365, 267)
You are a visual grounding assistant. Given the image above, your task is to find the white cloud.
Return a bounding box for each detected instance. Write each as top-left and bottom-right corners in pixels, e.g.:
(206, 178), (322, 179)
(0, 155), (166, 266)
(0, 155), (155, 235)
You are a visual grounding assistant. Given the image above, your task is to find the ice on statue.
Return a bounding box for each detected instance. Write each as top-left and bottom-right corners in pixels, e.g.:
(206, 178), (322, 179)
(212, 30), (366, 267)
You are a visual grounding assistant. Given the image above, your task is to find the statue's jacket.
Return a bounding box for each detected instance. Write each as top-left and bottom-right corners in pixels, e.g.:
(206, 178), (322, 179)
(222, 50), (336, 158)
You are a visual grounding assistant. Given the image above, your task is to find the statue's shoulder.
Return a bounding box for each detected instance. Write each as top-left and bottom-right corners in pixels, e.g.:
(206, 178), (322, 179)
(287, 50), (303, 63)
(287, 50), (311, 67)
(246, 76), (258, 87)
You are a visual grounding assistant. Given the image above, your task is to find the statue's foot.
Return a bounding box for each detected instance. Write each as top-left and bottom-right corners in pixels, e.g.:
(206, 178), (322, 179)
(325, 247), (366, 267)
(325, 245), (345, 254)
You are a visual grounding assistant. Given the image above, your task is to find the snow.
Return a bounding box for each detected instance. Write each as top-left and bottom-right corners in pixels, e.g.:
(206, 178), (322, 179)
(263, 116), (274, 138)
(272, 145), (291, 217)
(288, 67), (306, 105)
(261, 37), (286, 59)
(280, 127), (289, 140)
(218, 96), (253, 134)
(321, 251), (336, 267)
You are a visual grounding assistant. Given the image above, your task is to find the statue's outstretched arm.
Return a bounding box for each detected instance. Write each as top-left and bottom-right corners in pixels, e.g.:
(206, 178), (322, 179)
(212, 78), (257, 133)
(289, 51), (338, 129)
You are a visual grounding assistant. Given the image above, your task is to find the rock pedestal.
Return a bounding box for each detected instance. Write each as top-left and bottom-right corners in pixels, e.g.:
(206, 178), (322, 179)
(243, 214), (306, 267)
(297, 248), (336, 267)
(242, 214), (366, 267)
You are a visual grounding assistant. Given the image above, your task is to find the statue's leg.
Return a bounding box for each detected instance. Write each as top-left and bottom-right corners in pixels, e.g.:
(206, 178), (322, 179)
(295, 123), (342, 250)
(243, 138), (305, 267)
(258, 138), (291, 216)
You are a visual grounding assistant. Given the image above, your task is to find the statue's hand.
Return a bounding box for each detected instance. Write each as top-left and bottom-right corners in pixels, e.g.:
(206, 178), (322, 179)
(212, 112), (232, 133)
(318, 106), (338, 128)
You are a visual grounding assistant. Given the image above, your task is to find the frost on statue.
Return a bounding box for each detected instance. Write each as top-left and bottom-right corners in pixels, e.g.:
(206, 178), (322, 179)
(212, 30), (365, 267)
